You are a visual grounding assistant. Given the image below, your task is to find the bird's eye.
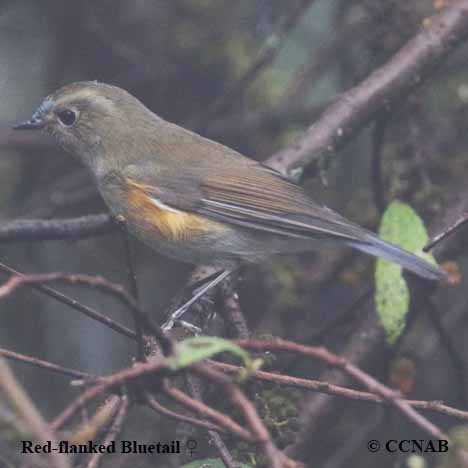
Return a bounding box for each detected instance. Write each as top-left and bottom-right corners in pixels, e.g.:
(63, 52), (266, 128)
(56, 109), (77, 127)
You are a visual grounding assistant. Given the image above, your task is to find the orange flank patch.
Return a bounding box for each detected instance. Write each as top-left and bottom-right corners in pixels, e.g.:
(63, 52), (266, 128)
(125, 179), (209, 241)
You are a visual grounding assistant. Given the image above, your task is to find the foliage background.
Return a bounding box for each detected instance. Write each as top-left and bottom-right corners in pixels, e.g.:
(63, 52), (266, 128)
(0, 1), (467, 467)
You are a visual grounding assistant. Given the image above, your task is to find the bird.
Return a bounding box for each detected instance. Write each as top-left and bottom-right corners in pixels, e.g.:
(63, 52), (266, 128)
(14, 81), (446, 286)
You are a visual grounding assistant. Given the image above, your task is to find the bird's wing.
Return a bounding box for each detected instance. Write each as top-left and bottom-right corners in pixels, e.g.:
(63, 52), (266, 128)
(123, 156), (371, 244)
(196, 165), (370, 241)
(120, 120), (445, 281)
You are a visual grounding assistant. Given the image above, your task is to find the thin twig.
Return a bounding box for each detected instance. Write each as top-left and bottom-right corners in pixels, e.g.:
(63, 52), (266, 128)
(0, 272), (172, 356)
(424, 212), (468, 252)
(234, 339), (448, 439)
(209, 360), (468, 421)
(185, 373), (239, 468)
(116, 216), (140, 301)
(209, 431), (239, 468)
(424, 297), (468, 407)
(0, 261), (137, 341)
(0, 357), (71, 468)
(284, 309), (385, 460)
(321, 409), (384, 468)
(145, 393), (224, 432)
(162, 380), (253, 442)
(52, 360), (166, 430)
(193, 363), (293, 468)
(309, 286), (374, 343)
(115, 216), (144, 360)
(0, 348), (95, 381)
(70, 396), (122, 444)
(85, 396), (129, 468)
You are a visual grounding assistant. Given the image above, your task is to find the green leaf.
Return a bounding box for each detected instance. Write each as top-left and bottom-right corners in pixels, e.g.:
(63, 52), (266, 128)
(182, 458), (252, 468)
(168, 336), (252, 370)
(375, 201), (434, 344)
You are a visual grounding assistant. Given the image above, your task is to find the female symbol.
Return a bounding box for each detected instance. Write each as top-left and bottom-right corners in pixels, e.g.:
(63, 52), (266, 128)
(185, 439), (198, 457)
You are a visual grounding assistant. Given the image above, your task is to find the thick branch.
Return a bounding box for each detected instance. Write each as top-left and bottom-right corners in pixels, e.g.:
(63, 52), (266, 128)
(267, 1), (468, 174)
(0, 214), (115, 242)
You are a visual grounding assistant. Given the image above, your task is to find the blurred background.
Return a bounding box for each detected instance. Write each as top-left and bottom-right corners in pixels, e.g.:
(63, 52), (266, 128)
(1, 1), (468, 467)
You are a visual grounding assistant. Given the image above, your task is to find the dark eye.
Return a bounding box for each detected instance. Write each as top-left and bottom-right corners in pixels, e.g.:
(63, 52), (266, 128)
(57, 109), (77, 127)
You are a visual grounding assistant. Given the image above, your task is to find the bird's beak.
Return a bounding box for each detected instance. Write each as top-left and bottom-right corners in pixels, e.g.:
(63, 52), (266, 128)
(13, 112), (45, 130)
(13, 117), (44, 130)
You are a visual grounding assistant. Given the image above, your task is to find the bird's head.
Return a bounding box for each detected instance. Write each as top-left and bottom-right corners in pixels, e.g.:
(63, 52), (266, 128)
(14, 81), (161, 171)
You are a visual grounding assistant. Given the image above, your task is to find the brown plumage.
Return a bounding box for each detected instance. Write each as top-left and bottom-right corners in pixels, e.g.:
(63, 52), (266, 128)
(125, 178), (223, 242)
(14, 81), (446, 281)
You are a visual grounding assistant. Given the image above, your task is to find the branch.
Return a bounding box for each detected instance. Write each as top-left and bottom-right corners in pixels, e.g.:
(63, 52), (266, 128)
(115, 217), (143, 359)
(210, 361), (468, 421)
(145, 393), (224, 433)
(0, 214), (115, 242)
(52, 360), (167, 430)
(85, 396), (129, 468)
(0, 272), (173, 356)
(0, 261), (137, 341)
(0, 347), (95, 381)
(0, 357), (71, 468)
(424, 296), (468, 407)
(162, 380), (253, 442)
(70, 396), (122, 444)
(0, 127), (54, 151)
(184, 373), (239, 468)
(235, 339), (447, 440)
(266, 1), (468, 175)
(193, 363), (298, 468)
(424, 211), (468, 252)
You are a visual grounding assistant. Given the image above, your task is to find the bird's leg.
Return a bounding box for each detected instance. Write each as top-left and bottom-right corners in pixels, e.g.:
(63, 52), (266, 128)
(161, 267), (233, 331)
(219, 271), (250, 339)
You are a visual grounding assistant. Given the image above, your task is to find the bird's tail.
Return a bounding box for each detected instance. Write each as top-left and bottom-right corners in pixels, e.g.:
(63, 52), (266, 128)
(347, 235), (446, 281)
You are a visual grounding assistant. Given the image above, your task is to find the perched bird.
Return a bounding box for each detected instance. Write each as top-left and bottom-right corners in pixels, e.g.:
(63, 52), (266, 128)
(14, 82), (445, 282)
